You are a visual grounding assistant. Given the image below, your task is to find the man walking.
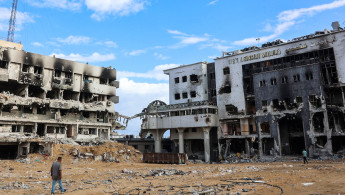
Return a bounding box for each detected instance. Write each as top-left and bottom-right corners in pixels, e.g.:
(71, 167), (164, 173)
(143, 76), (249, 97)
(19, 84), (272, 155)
(51, 157), (66, 194)
(302, 149), (308, 164)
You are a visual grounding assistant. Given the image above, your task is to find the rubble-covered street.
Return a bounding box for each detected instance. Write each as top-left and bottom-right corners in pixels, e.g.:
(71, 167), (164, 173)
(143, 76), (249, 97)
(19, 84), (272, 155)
(1, 143), (345, 194)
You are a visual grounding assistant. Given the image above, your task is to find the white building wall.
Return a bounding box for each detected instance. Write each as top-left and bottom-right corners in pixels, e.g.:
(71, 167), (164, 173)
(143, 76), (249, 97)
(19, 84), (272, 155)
(164, 62), (208, 105)
(333, 31), (345, 84)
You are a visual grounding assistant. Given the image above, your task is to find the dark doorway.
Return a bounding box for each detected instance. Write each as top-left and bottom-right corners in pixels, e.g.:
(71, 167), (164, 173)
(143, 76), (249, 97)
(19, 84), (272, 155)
(229, 139), (245, 153)
(279, 116), (305, 155)
(37, 124), (45, 137)
(210, 127), (219, 162)
(332, 136), (345, 153)
(0, 144), (18, 159)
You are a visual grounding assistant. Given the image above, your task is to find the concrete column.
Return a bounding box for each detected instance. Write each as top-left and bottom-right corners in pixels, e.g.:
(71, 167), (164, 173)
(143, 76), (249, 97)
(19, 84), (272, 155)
(323, 110), (333, 155)
(177, 128), (184, 153)
(257, 122), (263, 158)
(33, 123), (38, 135)
(151, 129), (163, 153)
(245, 139), (250, 156)
(203, 127), (211, 163)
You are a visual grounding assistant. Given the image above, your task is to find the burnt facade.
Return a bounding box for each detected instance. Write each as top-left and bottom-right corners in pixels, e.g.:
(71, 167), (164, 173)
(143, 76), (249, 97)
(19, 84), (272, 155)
(216, 21), (345, 158)
(139, 21), (345, 161)
(0, 41), (120, 159)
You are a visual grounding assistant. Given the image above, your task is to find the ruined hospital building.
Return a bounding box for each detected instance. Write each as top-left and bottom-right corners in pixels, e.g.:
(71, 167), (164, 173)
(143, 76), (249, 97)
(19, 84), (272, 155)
(140, 21), (345, 162)
(0, 40), (120, 159)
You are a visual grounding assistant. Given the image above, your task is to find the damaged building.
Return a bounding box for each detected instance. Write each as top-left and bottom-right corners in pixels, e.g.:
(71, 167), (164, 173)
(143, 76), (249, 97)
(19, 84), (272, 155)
(0, 40), (120, 159)
(140, 21), (345, 161)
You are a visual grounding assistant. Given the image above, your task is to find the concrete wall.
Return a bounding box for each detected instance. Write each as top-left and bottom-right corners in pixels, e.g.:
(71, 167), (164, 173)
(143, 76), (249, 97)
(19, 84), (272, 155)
(164, 62), (208, 104)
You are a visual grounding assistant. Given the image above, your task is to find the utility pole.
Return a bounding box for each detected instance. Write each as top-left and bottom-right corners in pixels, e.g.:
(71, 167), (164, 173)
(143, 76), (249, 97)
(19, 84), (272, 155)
(7, 0), (18, 42)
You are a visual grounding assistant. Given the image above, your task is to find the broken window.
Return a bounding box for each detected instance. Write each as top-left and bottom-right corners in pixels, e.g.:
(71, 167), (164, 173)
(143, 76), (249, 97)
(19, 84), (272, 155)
(296, 96), (303, 103)
(54, 70), (61, 77)
(190, 74), (198, 83)
(261, 122), (270, 134)
(182, 76), (187, 82)
(259, 80), (266, 87)
(223, 67), (230, 75)
(309, 95), (322, 108)
(47, 126), (54, 134)
(23, 125), (33, 133)
(270, 78), (277, 85)
(83, 112), (90, 118)
(225, 104), (238, 114)
(182, 92), (188, 99)
(190, 91), (196, 98)
(100, 78), (108, 85)
(12, 125), (21, 132)
(174, 77), (179, 83)
(293, 74), (300, 82)
(89, 128), (97, 135)
(175, 93), (180, 100)
(272, 99), (285, 111)
(219, 84), (231, 94)
(0, 61), (8, 69)
(34, 66), (42, 75)
(281, 76), (288, 84)
(65, 72), (72, 79)
(22, 64), (31, 73)
(305, 72), (313, 80)
(97, 112), (104, 122)
(60, 109), (67, 116)
(23, 106), (33, 114)
(262, 100), (268, 107)
(37, 106), (46, 115)
(2, 105), (12, 112)
(313, 112), (324, 133)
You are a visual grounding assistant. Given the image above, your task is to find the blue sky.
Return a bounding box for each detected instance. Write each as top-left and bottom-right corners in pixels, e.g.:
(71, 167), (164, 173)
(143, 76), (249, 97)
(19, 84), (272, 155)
(0, 0), (345, 135)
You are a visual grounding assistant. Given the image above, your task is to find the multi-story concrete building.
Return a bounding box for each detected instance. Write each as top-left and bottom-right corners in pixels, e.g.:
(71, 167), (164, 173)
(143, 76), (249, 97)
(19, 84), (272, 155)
(140, 21), (345, 161)
(0, 41), (119, 159)
(139, 62), (219, 162)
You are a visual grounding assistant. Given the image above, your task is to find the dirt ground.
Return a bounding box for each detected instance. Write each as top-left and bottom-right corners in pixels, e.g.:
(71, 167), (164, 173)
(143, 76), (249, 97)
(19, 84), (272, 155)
(1, 156), (345, 194)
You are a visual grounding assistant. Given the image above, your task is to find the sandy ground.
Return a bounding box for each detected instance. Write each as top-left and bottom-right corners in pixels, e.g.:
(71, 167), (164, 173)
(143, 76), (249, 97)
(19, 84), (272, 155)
(1, 154), (345, 195)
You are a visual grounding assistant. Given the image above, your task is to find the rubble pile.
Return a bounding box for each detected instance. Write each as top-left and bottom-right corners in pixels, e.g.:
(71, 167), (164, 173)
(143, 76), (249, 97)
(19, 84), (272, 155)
(54, 141), (142, 163)
(0, 181), (30, 190)
(147, 169), (189, 177)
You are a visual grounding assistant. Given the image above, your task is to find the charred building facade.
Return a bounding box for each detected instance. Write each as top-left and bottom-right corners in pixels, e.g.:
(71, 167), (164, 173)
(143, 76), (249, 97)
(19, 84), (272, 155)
(140, 21), (345, 161)
(0, 41), (119, 159)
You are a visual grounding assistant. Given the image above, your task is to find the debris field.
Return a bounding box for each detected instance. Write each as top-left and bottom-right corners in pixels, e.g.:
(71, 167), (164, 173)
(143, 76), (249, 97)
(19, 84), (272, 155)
(1, 143), (345, 194)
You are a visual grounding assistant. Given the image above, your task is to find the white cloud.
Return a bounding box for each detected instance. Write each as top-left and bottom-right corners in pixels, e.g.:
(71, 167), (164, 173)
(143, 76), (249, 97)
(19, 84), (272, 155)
(26, 0), (83, 11)
(32, 42), (44, 47)
(85, 0), (148, 20)
(118, 64), (178, 81)
(208, 0), (219, 5)
(0, 7), (34, 32)
(104, 41), (118, 48)
(167, 29), (187, 36)
(51, 52), (116, 63)
(57, 35), (90, 45)
(179, 36), (208, 45)
(154, 53), (169, 60)
(233, 0), (345, 46)
(129, 49), (146, 56)
(25, 0), (82, 11)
